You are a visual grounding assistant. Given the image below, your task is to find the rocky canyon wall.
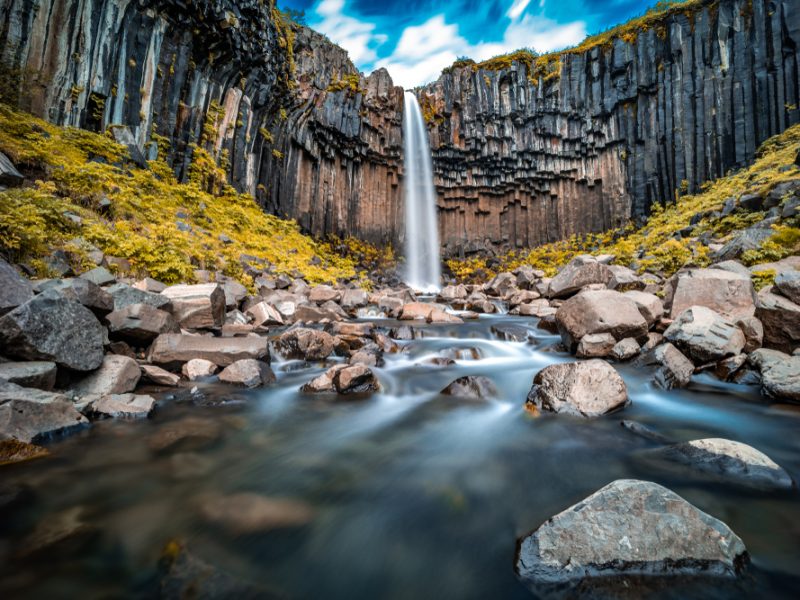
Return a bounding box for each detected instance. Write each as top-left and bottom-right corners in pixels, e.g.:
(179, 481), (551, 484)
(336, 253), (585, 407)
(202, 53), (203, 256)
(0, 0), (798, 256)
(421, 0), (800, 254)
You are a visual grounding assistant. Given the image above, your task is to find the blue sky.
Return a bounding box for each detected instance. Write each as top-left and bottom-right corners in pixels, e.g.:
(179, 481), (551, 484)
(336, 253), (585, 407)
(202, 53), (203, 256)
(277, 0), (656, 88)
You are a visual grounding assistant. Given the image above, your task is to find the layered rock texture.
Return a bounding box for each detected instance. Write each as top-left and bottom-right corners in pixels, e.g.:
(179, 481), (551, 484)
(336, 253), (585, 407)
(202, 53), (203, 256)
(1, 0), (798, 254)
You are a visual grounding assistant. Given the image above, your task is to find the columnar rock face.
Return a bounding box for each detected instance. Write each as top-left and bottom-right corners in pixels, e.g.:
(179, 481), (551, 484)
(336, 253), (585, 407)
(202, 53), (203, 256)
(1, 0), (798, 253)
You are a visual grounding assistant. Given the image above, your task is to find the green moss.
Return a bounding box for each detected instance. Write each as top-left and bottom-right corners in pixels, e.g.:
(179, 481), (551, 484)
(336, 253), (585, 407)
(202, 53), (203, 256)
(0, 103), (374, 284)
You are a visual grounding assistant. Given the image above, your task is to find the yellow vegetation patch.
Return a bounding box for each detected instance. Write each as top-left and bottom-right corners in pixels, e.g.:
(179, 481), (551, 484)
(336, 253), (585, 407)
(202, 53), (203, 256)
(0, 103), (376, 285)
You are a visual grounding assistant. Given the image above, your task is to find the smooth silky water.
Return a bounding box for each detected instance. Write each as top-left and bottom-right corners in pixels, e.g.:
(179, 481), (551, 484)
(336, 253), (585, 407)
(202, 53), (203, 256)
(2, 313), (800, 599)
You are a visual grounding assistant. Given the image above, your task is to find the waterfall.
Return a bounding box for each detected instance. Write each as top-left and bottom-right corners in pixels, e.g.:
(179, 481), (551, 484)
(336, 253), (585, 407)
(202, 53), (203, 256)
(402, 91), (441, 293)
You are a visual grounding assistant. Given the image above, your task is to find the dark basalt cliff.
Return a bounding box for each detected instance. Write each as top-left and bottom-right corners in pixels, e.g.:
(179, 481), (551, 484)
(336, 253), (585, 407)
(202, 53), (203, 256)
(1, 0), (798, 256)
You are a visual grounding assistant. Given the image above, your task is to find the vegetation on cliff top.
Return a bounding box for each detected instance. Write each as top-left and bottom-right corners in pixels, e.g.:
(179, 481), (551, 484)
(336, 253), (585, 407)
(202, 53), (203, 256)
(447, 122), (800, 283)
(0, 103), (383, 286)
(446, 0), (716, 84)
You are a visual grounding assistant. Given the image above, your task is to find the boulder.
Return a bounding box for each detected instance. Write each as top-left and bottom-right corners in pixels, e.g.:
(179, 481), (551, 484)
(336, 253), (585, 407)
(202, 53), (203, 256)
(0, 361), (57, 390)
(106, 303), (179, 343)
(623, 291), (664, 326)
(132, 277), (167, 293)
(149, 334), (270, 367)
(78, 266), (116, 286)
(555, 290), (649, 352)
(515, 479), (748, 595)
(140, 365), (180, 387)
(399, 302), (436, 320)
(714, 227), (773, 262)
(515, 265), (540, 289)
(333, 364), (379, 394)
(72, 355), (141, 396)
(576, 333), (616, 358)
(198, 492), (314, 534)
(0, 381), (88, 442)
(548, 257), (612, 298)
(308, 285), (341, 303)
(275, 328), (335, 361)
(526, 360), (628, 417)
(610, 338), (640, 361)
(440, 376), (498, 400)
(774, 271), (800, 304)
(439, 284), (468, 301)
(0, 258), (33, 315)
(221, 280), (247, 309)
(0, 290), (105, 371)
(645, 342), (695, 389)
(666, 268), (756, 320)
(90, 393), (156, 419)
(755, 287), (800, 353)
(486, 272), (517, 297)
(161, 284), (225, 329)
(735, 315), (764, 353)
(664, 306), (746, 363)
(107, 282), (171, 311)
(490, 324), (530, 342)
(348, 344), (383, 367)
(340, 288), (368, 308)
(218, 359), (276, 388)
(519, 299), (556, 317)
(181, 359), (218, 381)
(607, 265), (644, 291)
(245, 301), (284, 326)
(655, 438), (793, 491)
(755, 352), (800, 402)
(293, 304), (343, 322)
(42, 278), (114, 315)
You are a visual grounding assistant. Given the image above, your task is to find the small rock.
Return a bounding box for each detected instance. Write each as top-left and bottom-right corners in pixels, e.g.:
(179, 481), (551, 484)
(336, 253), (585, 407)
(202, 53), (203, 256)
(107, 282), (171, 311)
(440, 376), (498, 400)
(639, 342), (695, 389)
(611, 337), (640, 361)
(0, 381), (88, 442)
(333, 364), (379, 394)
(755, 287), (800, 353)
(91, 393), (156, 418)
(0, 257), (34, 315)
(161, 284), (226, 329)
(218, 359), (275, 388)
(182, 359), (218, 381)
(275, 327), (335, 361)
(576, 333), (616, 358)
(140, 365), (180, 387)
(106, 303), (180, 343)
(78, 266), (117, 286)
(0, 361), (57, 390)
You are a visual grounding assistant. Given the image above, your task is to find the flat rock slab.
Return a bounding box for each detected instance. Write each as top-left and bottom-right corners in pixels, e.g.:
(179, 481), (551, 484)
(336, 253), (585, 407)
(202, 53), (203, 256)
(527, 360), (628, 417)
(515, 479), (748, 596)
(0, 381), (88, 442)
(0, 361), (57, 390)
(0, 290), (105, 371)
(161, 284), (225, 329)
(140, 365), (180, 387)
(653, 438), (794, 491)
(72, 355), (141, 396)
(91, 393), (156, 418)
(149, 334), (270, 367)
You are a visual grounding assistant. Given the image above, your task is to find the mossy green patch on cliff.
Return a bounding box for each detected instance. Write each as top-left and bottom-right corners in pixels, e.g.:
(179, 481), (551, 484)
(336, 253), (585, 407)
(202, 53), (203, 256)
(447, 121), (800, 282)
(326, 73), (365, 96)
(0, 103), (372, 285)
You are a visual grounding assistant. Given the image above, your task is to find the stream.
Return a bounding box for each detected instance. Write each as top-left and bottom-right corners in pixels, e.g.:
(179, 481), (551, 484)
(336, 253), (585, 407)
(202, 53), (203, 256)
(2, 310), (800, 599)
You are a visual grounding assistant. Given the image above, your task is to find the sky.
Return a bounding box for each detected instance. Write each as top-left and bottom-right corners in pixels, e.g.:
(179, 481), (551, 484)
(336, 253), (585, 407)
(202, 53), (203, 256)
(277, 0), (656, 88)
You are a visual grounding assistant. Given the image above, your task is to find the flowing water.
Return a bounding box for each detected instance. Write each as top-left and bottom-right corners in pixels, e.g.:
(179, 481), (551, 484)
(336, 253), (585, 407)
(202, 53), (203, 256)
(402, 92), (441, 292)
(2, 311), (800, 599)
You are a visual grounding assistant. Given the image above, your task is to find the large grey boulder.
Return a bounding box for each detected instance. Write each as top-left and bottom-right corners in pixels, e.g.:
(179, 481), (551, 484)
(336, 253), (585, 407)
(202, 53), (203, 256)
(755, 287), (800, 353)
(774, 271), (800, 304)
(665, 268), (756, 320)
(555, 290), (648, 352)
(0, 291), (105, 371)
(527, 360), (628, 417)
(0, 361), (57, 391)
(107, 282), (171, 311)
(664, 306), (745, 363)
(0, 381), (88, 442)
(0, 258), (33, 315)
(41, 278), (114, 315)
(654, 438), (794, 491)
(515, 479), (748, 595)
(548, 257), (612, 298)
(106, 303), (179, 343)
(161, 284), (225, 329)
(148, 334), (270, 367)
(72, 355), (141, 396)
(275, 328), (335, 361)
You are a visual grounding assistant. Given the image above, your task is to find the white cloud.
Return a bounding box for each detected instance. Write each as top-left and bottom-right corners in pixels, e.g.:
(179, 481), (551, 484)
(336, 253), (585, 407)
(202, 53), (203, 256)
(310, 0), (587, 89)
(314, 0), (384, 64)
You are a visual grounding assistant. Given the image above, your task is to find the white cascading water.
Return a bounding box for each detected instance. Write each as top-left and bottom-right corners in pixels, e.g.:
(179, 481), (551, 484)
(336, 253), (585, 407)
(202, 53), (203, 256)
(402, 91), (441, 292)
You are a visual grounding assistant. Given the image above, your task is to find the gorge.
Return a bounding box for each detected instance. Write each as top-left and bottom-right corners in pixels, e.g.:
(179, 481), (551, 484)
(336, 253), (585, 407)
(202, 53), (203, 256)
(2, 0), (798, 255)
